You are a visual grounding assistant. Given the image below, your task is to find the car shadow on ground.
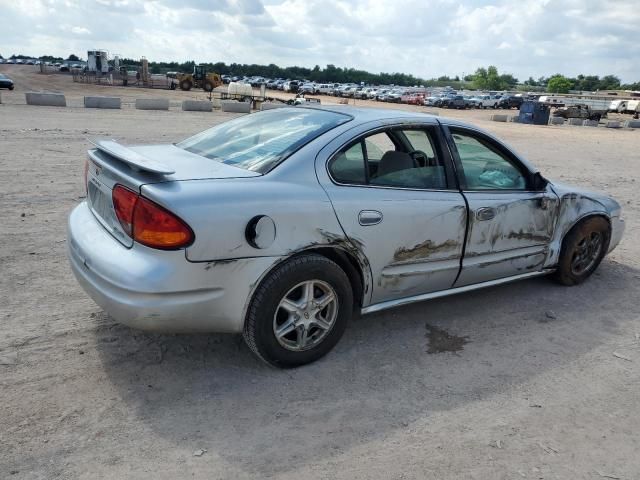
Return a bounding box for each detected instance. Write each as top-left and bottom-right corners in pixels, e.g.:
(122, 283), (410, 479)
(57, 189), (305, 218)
(93, 259), (640, 477)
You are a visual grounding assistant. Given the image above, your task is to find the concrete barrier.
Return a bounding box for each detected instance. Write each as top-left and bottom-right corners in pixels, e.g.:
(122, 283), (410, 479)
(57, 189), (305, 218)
(182, 100), (212, 112)
(568, 118), (583, 126)
(260, 102), (288, 111)
(135, 98), (170, 111)
(549, 117), (565, 125)
(625, 120), (640, 128)
(26, 92), (66, 107)
(84, 96), (121, 109)
(582, 119), (599, 127)
(606, 121), (622, 128)
(491, 114), (508, 122)
(221, 100), (251, 113)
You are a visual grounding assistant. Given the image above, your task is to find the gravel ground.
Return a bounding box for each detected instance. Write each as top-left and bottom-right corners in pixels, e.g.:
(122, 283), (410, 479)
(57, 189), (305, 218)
(1, 66), (639, 480)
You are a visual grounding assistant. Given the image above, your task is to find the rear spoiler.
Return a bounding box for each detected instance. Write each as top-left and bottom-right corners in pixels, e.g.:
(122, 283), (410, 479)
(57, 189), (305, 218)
(89, 139), (175, 175)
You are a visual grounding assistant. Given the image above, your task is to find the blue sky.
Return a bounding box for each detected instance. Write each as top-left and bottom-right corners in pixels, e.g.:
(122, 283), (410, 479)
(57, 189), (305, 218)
(0, 0), (637, 82)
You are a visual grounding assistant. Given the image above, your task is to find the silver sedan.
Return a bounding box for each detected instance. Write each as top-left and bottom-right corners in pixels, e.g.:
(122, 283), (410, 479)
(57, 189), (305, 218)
(67, 106), (625, 367)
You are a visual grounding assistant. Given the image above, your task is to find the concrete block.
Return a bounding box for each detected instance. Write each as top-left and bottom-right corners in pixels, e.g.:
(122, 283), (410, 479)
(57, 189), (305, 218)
(491, 114), (508, 122)
(509, 116), (519, 123)
(182, 100), (212, 112)
(84, 96), (121, 109)
(625, 120), (640, 128)
(606, 121), (622, 128)
(549, 117), (565, 125)
(260, 102), (288, 111)
(221, 100), (251, 113)
(582, 119), (599, 127)
(25, 92), (66, 107)
(568, 118), (583, 126)
(135, 98), (170, 111)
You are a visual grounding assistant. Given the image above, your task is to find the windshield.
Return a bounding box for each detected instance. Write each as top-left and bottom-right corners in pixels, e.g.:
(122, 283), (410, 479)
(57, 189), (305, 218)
(177, 108), (351, 173)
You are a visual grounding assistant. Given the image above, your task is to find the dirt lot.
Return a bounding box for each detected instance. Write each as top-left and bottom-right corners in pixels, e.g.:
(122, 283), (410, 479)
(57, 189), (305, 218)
(1, 66), (639, 479)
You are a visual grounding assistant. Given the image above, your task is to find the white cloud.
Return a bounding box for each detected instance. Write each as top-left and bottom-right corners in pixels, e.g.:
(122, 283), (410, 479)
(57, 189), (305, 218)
(0, 0), (637, 82)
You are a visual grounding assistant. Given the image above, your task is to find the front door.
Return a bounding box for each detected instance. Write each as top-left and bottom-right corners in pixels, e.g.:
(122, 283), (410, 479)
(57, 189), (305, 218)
(445, 127), (559, 286)
(316, 123), (467, 305)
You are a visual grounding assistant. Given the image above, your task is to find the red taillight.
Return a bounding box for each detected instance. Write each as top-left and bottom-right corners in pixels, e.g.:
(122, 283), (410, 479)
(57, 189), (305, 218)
(112, 185), (138, 237)
(112, 184), (194, 250)
(133, 196), (194, 249)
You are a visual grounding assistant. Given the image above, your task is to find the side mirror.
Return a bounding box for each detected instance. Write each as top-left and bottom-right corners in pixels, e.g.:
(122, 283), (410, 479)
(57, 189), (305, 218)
(532, 172), (548, 191)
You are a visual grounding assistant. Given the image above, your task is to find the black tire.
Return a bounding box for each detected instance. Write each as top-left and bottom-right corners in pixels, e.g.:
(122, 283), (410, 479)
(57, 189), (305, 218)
(9, 85), (14, 90)
(553, 216), (610, 286)
(243, 253), (353, 368)
(180, 79), (192, 91)
(203, 80), (214, 92)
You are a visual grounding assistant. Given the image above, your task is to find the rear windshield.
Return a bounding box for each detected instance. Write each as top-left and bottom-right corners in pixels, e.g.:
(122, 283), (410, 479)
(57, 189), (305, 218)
(177, 108), (351, 173)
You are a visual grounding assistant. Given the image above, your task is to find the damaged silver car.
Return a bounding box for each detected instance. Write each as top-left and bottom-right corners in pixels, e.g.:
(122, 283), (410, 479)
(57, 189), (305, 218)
(67, 106), (625, 367)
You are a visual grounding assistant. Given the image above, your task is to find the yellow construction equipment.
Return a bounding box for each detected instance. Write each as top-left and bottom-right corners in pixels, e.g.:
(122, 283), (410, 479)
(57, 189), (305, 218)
(171, 65), (223, 92)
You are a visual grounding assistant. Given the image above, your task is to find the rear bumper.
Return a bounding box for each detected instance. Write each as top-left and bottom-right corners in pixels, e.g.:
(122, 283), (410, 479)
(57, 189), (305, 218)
(67, 202), (282, 333)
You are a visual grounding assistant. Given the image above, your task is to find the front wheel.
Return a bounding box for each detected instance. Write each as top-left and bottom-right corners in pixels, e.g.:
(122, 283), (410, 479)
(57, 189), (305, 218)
(244, 254), (353, 368)
(554, 217), (610, 286)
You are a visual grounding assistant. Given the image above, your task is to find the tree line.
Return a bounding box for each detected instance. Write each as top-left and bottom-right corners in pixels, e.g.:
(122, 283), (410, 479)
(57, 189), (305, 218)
(3, 52), (639, 91)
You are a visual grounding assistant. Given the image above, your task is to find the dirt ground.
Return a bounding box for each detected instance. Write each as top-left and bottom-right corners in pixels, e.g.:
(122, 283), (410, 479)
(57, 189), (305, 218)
(1, 66), (639, 479)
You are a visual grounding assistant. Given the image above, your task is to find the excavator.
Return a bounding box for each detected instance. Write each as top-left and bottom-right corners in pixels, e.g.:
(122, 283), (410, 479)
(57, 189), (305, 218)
(170, 65), (223, 92)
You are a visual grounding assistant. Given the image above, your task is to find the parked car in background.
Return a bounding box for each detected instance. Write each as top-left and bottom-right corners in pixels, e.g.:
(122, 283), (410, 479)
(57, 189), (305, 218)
(498, 95), (524, 109)
(403, 92), (425, 105)
(283, 80), (301, 93)
(0, 73), (15, 90)
(385, 89), (405, 103)
(375, 89), (391, 101)
(68, 106), (624, 367)
(300, 83), (317, 94)
(472, 95), (500, 109)
(442, 95), (467, 109)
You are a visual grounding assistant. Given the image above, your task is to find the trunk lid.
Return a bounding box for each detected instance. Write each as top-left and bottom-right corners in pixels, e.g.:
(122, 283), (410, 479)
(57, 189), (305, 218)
(85, 141), (260, 247)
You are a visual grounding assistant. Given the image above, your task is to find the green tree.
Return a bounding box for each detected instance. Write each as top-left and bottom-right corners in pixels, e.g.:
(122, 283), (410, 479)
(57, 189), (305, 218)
(471, 66), (517, 90)
(547, 75), (574, 93)
(67, 54), (80, 61)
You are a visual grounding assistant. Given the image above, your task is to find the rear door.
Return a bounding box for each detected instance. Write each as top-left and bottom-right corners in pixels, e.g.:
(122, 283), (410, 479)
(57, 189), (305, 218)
(315, 120), (467, 305)
(443, 125), (559, 286)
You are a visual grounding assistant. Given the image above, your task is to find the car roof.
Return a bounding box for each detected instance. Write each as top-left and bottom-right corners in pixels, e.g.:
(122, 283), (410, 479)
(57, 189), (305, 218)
(300, 104), (439, 123)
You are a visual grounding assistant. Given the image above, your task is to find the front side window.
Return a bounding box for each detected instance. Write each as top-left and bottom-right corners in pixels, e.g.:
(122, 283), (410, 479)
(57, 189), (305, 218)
(451, 130), (527, 190)
(328, 128), (448, 190)
(178, 109), (351, 173)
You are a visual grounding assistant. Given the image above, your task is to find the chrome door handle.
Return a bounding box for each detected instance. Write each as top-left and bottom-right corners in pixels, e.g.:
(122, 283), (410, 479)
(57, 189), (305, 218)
(358, 210), (383, 226)
(476, 207), (496, 221)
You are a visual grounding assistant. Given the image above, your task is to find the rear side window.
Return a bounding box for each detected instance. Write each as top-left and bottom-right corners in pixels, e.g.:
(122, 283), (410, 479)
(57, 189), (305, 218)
(178, 109), (351, 173)
(328, 128), (448, 190)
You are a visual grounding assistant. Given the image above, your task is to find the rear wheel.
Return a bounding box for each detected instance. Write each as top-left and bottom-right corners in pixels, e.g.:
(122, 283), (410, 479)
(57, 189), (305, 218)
(554, 217), (610, 286)
(244, 254), (353, 368)
(180, 79), (192, 91)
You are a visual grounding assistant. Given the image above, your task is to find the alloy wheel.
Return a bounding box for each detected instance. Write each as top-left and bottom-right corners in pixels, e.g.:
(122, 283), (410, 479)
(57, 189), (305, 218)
(273, 280), (339, 352)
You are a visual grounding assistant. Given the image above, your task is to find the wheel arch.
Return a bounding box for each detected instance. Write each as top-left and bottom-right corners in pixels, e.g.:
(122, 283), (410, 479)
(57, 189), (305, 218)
(558, 212), (612, 257)
(303, 246), (365, 312)
(241, 246), (368, 330)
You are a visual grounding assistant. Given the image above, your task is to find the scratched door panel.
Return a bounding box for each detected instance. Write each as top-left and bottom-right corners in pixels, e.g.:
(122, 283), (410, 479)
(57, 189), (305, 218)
(456, 190), (559, 286)
(325, 185), (467, 304)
